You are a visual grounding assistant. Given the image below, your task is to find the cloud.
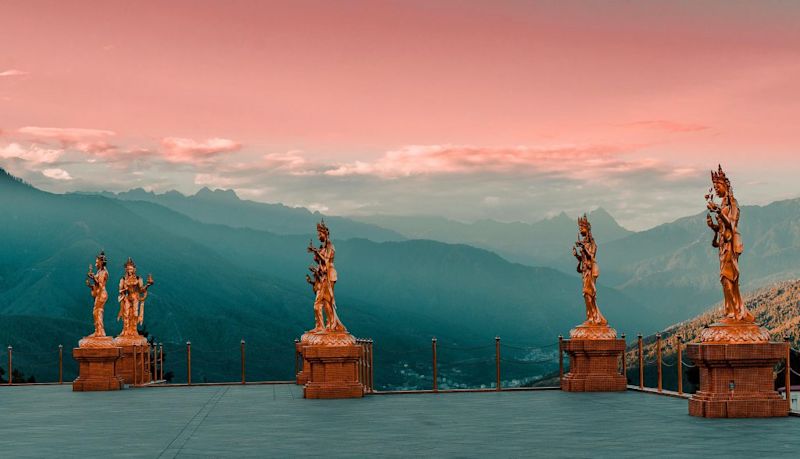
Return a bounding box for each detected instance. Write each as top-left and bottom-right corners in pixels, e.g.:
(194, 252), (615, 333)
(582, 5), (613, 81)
(161, 137), (241, 163)
(0, 69), (28, 77)
(0, 142), (63, 164)
(18, 126), (119, 155)
(323, 144), (663, 180)
(42, 168), (73, 180)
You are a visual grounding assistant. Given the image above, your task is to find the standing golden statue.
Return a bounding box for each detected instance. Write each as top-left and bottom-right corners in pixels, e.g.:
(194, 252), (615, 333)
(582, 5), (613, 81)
(569, 215), (615, 339)
(573, 215), (607, 326)
(78, 251), (115, 348)
(701, 165), (768, 342)
(114, 257), (154, 346)
(86, 251), (109, 337)
(301, 220), (354, 345)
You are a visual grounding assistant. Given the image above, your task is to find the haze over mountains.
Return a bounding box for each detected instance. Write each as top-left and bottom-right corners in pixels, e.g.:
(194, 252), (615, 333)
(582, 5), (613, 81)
(0, 169), (643, 388)
(2, 168), (800, 389)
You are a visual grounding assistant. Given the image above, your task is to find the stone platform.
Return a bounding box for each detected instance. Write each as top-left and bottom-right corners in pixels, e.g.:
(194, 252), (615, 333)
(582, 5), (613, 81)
(303, 344), (364, 399)
(72, 346), (124, 391)
(687, 341), (788, 418)
(1, 385), (797, 457)
(561, 338), (626, 392)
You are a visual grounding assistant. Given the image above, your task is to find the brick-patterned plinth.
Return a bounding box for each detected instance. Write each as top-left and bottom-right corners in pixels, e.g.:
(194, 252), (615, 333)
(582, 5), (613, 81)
(303, 344), (364, 399)
(295, 341), (310, 385)
(561, 338), (626, 392)
(72, 347), (124, 391)
(115, 344), (151, 385)
(687, 342), (788, 418)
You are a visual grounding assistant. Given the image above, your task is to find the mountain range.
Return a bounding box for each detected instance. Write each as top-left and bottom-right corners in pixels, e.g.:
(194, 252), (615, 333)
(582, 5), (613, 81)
(0, 169), (646, 389)
(3, 167), (800, 389)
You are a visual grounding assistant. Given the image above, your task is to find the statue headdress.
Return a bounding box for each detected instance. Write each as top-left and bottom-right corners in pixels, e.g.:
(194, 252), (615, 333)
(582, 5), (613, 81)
(578, 214), (592, 232)
(316, 219), (330, 237)
(96, 250), (107, 267)
(711, 164), (732, 191)
(124, 257), (136, 270)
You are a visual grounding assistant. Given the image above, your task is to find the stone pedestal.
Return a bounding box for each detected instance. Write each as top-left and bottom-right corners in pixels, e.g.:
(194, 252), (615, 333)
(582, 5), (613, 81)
(114, 343), (151, 385)
(73, 346), (124, 391)
(561, 338), (626, 392)
(303, 344), (364, 399)
(295, 341), (310, 385)
(687, 342), (788, 418)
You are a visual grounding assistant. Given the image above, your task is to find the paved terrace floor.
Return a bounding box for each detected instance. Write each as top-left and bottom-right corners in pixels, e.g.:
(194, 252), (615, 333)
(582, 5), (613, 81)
(1, 384), (799, 458)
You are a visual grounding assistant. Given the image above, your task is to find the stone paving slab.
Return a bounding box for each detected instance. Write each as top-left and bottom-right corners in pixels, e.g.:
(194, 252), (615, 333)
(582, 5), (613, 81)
(1, 384), (798, 458)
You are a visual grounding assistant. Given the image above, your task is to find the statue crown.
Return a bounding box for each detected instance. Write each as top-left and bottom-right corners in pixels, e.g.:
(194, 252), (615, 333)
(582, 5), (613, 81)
(578, 214), (591, 231)
(316, 219), (329, 236)
(711, 164), (731, 188)
(124, 257), (136, 269)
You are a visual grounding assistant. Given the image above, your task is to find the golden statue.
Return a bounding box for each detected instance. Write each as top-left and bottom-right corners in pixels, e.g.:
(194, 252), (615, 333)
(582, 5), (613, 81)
(114, 257), (153, 346)
(86, 251), (109, 337)
(78, 251), (115, 348)
(701, 165), (768, 342)
(569, 215), (615, 339)
(301, 220), (354, 345)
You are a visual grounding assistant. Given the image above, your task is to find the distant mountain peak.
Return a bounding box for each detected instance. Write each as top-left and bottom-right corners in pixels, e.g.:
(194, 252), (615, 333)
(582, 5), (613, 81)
(193, 187), (240, 201)
(0, 167), (35, 190)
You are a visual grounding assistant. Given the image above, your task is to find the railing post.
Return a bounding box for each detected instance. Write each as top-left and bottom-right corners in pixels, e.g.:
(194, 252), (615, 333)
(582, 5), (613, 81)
(368, 339), (374, 392)
(294, 339), (300, 377)
(241, 339), (246, 385)
(186, 341), (192, 386)
(58, 344), (63, 385)
(677, 336), (683, 395)
(133, 345), (139, 386)
(159, 343), (164, 382)
(357, 339), (364, 388)
(143, 344), (148, 383)
(656, 333), (662, 393)
(638, 334), (643, 389)
(786, 336), (792, 409)
(495, 336), (501, 391)
(621, 333), (627, 378)
(432, 337), (438, 392)
(7, 345), (12, 385)
(152, 345), (157, 382)
(558, 335), (564, 385)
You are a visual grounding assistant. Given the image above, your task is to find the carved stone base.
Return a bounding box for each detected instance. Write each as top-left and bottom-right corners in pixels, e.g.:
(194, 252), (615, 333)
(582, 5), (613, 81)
(115, 344), (151, 385)
(303, 344), (364, 399)
(569, 323), (617, 340)
(699, 321), (770, 343)
(687, 342), (788, 418)
(561, 338), (626, 392)
(301, 331), (356, 346)
(78, 335), (115, 348)
(72, 347), (124, 391)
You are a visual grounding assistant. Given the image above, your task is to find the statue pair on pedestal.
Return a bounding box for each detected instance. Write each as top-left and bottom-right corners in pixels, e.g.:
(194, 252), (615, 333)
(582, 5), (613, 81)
(73, 253), (154, 391)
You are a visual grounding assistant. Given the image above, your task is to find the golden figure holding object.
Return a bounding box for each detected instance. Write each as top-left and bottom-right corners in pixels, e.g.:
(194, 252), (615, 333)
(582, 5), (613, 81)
(569, 215), (616, 339)
(114, 257), (154, 346)
(700, 165), (768, 342)
(301, 220), (355, 346)
(78, 251), (115, 348)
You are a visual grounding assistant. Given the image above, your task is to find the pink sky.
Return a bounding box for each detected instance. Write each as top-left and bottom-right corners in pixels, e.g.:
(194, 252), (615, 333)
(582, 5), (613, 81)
(2, 1), (800, 229)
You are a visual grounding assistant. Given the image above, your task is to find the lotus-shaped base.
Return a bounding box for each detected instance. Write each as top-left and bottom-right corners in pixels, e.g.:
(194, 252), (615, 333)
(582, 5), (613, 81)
(78, 335), (116, 348)
(300, 330), (356, 346)
(699, 319), (770, 343)
(569, 322), (617, 340)
(113, 334), (148, 346)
